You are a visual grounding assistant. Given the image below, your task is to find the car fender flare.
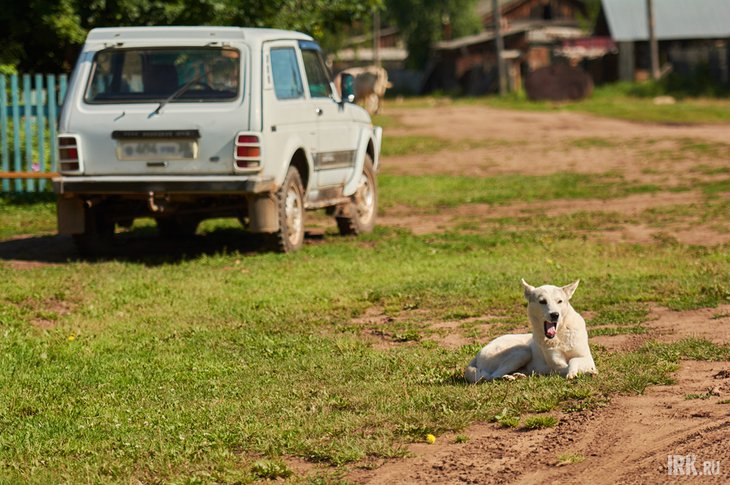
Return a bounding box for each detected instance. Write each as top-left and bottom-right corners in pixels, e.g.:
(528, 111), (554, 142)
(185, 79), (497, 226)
(274, 136), (315, 190)
(344, 126), (382, 197)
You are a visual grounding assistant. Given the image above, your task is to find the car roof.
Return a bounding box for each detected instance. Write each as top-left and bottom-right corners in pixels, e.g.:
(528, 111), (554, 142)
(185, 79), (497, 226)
(85, 26), (314, 45)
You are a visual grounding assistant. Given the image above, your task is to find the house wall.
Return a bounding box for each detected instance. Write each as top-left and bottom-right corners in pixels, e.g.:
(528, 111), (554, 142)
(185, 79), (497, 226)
(426, 0), (592, 94)
(483, 0), (586, 24)
(668, 39), (729, 84)
(508, 0), (583, 21)
(618, 41), (634, 81)
(617, 39), (730, 85)
(423, 32), (528, 95)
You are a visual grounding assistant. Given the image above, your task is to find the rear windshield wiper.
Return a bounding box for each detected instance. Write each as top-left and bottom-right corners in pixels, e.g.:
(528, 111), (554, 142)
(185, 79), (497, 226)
(151, 69), (209, 116)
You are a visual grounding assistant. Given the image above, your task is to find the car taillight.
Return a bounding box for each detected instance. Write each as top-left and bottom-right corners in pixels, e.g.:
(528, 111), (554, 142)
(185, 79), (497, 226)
(234, 133), (261, 170)
(58, 135), (82, 173)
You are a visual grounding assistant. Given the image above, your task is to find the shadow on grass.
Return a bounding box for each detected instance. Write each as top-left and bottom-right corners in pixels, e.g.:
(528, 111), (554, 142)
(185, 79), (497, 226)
(0, 192), (56, 206)
(0, 228), (328, 266)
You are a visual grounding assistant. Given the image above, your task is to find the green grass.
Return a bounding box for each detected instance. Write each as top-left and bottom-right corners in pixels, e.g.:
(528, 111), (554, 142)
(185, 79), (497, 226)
(380, 135), (507, 157)
(676, 138), (730, 158)
(2, 213), (729, 481)
(0, 194), (56, 239)
(380, 173), (659, 209)
(393, 85), (730, 124)
(568, 137), (619, 149)
(380, 135), (447, 157)
(493, 408), (520, 428)
(639, 138), (730, 165)
(371, 113), (403, 130)
(522, 415), (558, 429)
(250, 459), (292, 480)
(588, 303), (651, 326)
(2, 113), (730, 481)
(0, 172), (666, 240)
(557, 452), (585, 465)
(588, 326), (647, 337)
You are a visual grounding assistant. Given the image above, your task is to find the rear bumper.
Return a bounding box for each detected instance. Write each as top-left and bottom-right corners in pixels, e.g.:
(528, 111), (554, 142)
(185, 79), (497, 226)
(53, 175), (276, 195)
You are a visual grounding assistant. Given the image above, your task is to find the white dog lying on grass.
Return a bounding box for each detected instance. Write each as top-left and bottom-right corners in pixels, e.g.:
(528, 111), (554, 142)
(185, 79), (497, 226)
(465, 279), (597, 383)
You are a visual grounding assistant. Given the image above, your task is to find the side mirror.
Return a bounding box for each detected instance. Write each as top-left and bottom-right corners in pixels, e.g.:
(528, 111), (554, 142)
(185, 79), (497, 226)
(340, 73), (356, 103)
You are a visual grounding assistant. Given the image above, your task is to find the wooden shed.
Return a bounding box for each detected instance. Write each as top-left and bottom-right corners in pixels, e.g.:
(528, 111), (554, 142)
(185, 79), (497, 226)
(424, 0), (590, 94)
(596, 0), (730, 84)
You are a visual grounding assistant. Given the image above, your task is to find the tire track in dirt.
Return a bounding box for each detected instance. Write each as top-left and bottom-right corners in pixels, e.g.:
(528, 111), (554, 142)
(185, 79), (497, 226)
(382, 105), (730, 187)
(385, 105), (730, 145)
(516, 361), (730, 484)
(378, 191), (730, 246)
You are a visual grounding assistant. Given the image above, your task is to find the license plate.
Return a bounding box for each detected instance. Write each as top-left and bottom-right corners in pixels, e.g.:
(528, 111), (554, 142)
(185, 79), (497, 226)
(116, 139), (198, 161)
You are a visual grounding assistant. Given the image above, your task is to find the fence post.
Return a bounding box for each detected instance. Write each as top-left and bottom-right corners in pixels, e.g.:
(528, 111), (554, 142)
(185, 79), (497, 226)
(47, 74), (58, 176)
(60, 74), (68, 105)
(24, 74), (34, 192)
(0, 75), (8, 193)
(11, 74), (21, 192)
(35, 74), (46, 192)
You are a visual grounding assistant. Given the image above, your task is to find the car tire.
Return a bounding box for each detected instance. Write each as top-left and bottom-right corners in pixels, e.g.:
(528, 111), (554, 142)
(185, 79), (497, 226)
(336, 155), (377, 236)
(270, 165), (305, 252)
(72, 205), (115, 257)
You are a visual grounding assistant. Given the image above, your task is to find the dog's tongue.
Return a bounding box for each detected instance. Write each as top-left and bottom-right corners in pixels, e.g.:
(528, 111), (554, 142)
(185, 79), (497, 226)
(544, 321), (557, 338)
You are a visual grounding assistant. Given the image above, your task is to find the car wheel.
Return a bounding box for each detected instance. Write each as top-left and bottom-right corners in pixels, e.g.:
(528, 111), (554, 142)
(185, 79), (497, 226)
(336, 155), (377, 236)
(72, 205), (115, 257)
(271, 165), (305, 252)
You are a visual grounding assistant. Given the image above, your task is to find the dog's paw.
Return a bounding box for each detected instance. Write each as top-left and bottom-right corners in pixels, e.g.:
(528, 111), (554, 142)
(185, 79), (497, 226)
(501, 373), (527, 381)
(567, 370), (595, 379)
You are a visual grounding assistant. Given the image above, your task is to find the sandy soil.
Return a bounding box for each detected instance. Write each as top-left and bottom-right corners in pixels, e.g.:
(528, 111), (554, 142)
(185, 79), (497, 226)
(384, 105), (730, 188)
(346, 305), (730, 485)
(379, 104), (730, 246)
(345, 105), (730, 483)
(378, 191), (730, 245)
(350, 360), (730, 484)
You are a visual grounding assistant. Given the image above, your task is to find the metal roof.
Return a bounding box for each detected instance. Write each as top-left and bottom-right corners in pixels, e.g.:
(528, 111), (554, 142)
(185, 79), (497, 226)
(602, 0), (730, 42)
(434, 27), (531, 50)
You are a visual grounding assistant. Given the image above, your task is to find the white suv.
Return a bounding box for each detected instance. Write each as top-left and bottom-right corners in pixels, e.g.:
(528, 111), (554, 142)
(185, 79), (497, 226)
(53, 26), (382, 254)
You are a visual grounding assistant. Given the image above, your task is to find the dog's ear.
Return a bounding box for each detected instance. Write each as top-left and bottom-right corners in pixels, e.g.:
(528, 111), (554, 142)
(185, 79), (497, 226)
(562, 280), (580, 300)
(521, 279), (535, 300)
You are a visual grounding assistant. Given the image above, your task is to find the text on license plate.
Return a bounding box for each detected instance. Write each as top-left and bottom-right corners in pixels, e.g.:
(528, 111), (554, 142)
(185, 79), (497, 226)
(116, 139), (198, 161)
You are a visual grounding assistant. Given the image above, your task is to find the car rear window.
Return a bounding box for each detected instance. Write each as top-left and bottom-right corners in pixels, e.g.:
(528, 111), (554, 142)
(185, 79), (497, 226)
(85, 47), (241, 103)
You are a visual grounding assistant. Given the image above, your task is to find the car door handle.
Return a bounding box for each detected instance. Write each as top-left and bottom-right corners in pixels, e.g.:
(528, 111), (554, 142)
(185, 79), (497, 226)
(315, 108), (323, 116)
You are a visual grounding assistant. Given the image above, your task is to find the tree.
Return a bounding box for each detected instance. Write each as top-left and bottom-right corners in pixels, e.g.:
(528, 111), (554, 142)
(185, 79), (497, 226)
(577, 0), (602, 31)
(0, 0), (381, 73)
(385, 0), (481, 69)
(0, 0), (86, 72)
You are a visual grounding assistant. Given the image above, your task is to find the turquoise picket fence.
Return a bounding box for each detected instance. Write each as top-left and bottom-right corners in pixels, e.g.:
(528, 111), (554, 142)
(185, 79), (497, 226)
(1, 73), (68, 193)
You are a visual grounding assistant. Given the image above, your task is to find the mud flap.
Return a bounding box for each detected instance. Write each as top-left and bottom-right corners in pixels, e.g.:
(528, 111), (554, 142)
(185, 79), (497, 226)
(57, 197), (85, 235)
(248, 194), (280, 233)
